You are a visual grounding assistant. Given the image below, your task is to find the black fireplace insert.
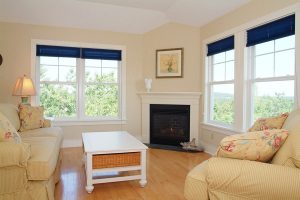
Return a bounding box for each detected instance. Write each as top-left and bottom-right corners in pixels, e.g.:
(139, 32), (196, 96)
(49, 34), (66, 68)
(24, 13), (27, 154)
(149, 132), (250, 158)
(150, 104), (190, 146)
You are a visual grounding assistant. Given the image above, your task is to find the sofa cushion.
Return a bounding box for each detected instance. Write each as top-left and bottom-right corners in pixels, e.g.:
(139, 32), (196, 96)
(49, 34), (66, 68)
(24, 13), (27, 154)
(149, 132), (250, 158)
(248, 113), (288, 132)
(217, 129), (288, 162)
(21, 128), (62, 180)
(0, 112), (21, 143)
(19, 105), (44, 132)
(0, 103), (20, 131)
(21, 127), (63, 147)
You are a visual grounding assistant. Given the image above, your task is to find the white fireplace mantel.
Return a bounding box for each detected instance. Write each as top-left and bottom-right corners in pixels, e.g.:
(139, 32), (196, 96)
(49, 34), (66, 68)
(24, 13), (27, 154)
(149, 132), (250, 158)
(138, 92), (202, 145)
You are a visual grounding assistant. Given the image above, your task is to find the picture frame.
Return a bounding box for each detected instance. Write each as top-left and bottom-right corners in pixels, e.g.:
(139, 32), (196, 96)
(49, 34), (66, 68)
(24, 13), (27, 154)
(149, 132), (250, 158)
(156, 48), (183, 78)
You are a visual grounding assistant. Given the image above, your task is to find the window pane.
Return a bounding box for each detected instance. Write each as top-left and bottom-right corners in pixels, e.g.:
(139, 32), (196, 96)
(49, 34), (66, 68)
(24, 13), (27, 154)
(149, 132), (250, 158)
(275, 35), (295, 51)
(40, 65), (58, 81)
(275, 50), (295, 76)
(255, 54), (274, 78)
(226, 50), (234, 61)
(213, 52), (225, 64)
(102, 60), (118, 68)
(40, 56), (58, 65)
(59, 66), (76, 82)
(213, 63), (225, 81)
(102, 68), (118, 83)
(85, 84), (119, 117)
(40, 84), (76, 118)
(85, 59), (101, 67)
(211, 84), (234, 124)
(255, 41), (274, 55)
(85, 67), (101, 83)
(225, 61), (234, 81)
(253, 81), (294, 121)
(59, 57), (76, 66)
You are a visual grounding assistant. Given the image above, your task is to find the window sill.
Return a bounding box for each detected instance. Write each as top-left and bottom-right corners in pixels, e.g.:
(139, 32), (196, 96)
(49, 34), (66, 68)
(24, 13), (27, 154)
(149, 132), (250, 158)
(201, 122), (243, 136)
(52, 119), (127, 127)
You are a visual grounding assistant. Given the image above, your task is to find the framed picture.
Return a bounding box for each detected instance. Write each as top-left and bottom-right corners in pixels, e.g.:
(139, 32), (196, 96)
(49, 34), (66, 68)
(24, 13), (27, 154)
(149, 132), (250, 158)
(156, 48), (183, 78)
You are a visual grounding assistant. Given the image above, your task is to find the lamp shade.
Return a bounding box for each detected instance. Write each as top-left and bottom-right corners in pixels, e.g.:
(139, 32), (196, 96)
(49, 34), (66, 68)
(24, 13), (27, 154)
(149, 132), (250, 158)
(12, 75), (36, 96)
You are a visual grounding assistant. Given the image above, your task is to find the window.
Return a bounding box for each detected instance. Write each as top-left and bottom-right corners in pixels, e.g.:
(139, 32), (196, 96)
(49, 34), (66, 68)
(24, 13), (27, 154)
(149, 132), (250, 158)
(247, 15), (295, 123)
(206, 36), (235, 126)
(204, 13), (298, 132)
(249, 35), (295, 122)
(35, 44), (124, 122)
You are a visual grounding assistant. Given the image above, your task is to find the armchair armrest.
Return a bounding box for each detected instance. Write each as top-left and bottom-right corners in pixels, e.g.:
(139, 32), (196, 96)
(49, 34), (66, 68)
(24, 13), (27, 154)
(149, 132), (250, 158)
(0, 142), (30, 167)
(207, 157), (300, 199)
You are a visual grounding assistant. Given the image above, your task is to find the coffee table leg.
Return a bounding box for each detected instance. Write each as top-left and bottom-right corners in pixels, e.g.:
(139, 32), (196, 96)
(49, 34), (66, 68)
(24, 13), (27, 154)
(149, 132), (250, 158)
(139, 150), (147, 187)
(85, 153), (94, 193)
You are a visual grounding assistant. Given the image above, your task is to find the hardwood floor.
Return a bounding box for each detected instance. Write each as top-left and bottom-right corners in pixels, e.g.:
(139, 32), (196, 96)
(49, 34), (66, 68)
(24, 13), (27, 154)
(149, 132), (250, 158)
(55, 147), (210, 200)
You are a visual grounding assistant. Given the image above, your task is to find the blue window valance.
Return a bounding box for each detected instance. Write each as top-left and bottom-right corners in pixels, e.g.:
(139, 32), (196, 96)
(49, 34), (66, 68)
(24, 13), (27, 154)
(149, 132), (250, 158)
(81, 48), (121, 61)
(36, 45), (122, 61)
(36, 45), (81, 58)
(207, 36), (234, 56)
(247, 14), (295, 47)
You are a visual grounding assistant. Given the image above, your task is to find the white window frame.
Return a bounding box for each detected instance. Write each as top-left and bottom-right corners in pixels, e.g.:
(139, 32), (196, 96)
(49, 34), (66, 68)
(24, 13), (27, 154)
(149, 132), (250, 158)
(206, 49), (235, 128)
(203, 4), (300, 135)
(247, 38), (296, 127)
(31, 39), (127, 126)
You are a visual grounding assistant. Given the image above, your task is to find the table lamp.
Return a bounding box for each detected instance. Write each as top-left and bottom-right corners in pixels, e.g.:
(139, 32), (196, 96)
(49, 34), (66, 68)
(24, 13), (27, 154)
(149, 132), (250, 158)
(12, 75), (36, 104)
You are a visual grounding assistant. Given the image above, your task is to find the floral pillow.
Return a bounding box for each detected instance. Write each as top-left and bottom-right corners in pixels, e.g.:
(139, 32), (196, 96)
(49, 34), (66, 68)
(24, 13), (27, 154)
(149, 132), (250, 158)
(0, 112), (21, 143)
(248, 113), (289, 132)
(217, 129), (288, 162)
(19, 105), (45, 132)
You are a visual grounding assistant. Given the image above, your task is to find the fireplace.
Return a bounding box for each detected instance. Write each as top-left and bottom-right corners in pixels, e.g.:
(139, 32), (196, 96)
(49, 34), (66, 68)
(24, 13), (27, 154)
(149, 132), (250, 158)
(150, 104), (190, 146)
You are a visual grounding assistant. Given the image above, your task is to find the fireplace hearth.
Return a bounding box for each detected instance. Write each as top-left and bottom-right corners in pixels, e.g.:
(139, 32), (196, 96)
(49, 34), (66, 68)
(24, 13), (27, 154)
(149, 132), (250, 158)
(150, 104), (190, 146)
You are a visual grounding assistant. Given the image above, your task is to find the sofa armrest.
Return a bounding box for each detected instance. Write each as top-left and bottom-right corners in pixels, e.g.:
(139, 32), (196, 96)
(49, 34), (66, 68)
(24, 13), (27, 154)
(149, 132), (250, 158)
(0, 142), (30, 167)
(206, 157), (300, 199)
(42, 119), (52, 128)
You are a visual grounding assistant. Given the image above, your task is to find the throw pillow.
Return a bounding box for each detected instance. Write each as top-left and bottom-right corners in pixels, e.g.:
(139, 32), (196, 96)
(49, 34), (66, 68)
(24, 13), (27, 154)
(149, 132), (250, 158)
(217, 129), (288, 162)
(248, 113), (289, 132)
(19, 104), (44, 132)
(0, 112), (21, 143)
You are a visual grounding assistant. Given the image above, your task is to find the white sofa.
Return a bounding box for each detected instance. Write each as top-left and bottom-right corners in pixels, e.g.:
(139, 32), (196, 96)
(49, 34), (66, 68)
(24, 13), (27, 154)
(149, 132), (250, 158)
(0, 103), (63, 200)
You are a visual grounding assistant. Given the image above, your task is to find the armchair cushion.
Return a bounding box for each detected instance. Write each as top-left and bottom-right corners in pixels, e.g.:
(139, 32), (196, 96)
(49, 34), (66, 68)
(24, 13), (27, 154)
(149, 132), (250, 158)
(206, 157), (300, 199)
(19, 105), (44, 132)
(217, 129), (288, 162)
(271, 123), (300, 168)
(248, 113), (288, 132)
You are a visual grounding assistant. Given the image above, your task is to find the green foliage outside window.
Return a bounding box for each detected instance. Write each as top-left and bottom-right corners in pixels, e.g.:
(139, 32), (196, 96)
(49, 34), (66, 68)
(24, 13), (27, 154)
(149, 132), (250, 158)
(213, 93), (293, 124)
(40, 71), (119, 118)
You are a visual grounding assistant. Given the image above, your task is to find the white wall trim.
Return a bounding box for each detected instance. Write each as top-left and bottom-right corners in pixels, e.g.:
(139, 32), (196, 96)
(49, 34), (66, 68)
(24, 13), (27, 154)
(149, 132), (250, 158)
(201, 122), (243, 136)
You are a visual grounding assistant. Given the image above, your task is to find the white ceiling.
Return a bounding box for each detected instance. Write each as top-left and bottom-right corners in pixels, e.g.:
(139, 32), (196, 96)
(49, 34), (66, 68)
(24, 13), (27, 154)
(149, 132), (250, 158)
(0, 0), (250, 34)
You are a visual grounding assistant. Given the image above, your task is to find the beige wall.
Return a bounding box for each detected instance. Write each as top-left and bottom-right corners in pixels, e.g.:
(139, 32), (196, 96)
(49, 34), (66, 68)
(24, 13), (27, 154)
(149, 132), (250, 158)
(0, 22), (144, 145)
(0, 21), (201, 147)
(199, 0), (300, 149)
(142, 23), (201, 92)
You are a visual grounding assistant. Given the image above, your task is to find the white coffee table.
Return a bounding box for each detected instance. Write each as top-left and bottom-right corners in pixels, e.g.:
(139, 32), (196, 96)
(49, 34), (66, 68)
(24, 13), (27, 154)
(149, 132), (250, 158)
(82, 131), (148, 193)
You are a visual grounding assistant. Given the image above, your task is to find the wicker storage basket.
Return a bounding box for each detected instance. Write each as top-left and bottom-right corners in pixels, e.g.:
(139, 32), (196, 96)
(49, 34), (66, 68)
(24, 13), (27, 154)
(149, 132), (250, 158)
(92, 152), (141, 169)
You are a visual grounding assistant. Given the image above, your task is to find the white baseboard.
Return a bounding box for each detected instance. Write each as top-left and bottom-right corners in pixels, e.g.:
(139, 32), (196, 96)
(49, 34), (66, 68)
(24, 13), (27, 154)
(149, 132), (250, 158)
(62, 139), (82, 148)
(202, 142), (217, 155)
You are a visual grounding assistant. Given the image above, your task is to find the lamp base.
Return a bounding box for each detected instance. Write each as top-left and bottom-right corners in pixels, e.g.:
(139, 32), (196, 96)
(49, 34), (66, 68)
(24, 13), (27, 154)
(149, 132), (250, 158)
(20, 96), (30, 105)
